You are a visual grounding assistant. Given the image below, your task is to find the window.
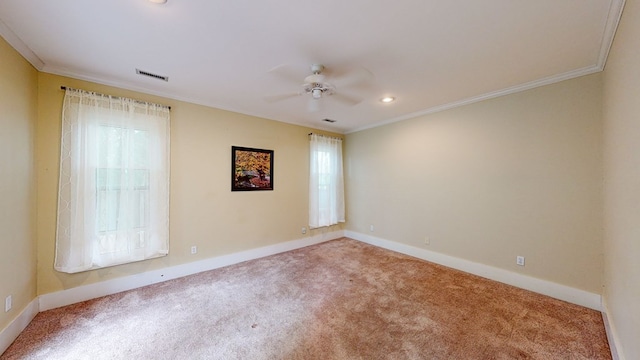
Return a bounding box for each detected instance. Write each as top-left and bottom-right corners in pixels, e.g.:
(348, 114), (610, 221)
(309, 134), (345, 228)
(55, 88), (170, 273)
(95, 126), (150, 254)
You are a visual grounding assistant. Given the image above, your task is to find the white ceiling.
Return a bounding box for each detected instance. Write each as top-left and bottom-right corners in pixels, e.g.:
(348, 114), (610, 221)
(0, 0), (624, 133)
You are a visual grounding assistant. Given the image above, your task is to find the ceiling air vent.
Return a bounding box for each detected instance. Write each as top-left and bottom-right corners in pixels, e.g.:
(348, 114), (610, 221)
(136, 68), (169, 82)
(322, 118), (337, 123)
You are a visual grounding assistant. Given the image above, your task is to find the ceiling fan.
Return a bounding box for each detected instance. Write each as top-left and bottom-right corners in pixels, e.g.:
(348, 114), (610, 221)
(264, 63), (372, 112)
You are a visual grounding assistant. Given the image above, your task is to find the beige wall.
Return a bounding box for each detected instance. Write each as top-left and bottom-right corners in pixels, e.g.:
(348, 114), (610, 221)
(0, 36), (38, 331)
(36, 73), (343, 295)
(346, 74), (603, 293)
(603, 0), (640, 358)
(5, 11), (637, 356)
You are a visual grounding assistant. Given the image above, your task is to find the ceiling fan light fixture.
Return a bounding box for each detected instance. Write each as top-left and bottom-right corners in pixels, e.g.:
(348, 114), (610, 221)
(148, 0), (167, 4)
(381, 96), (395, 103)
(265, 63), (368, 113)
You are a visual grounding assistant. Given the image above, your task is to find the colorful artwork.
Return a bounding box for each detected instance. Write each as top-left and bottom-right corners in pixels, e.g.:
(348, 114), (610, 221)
(232, 146), (273, 191)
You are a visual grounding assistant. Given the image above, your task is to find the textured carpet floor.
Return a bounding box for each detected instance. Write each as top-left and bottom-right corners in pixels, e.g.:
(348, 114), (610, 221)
(2, 238), (611, 359)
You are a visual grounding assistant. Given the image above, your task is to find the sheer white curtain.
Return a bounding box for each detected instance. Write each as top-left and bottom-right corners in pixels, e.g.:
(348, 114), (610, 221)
(55, 88), (170, 273)
(309, 134), (345, 228)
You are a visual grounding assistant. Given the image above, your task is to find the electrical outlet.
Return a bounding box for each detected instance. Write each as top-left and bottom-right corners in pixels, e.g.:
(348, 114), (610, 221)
(424, 236), (430, 245)
(370, 225), (374, 232)
(5, 295), (12, 312)
(516, 256), (525, 266)
(191, 246), (197, 255)
(301, 227), (307, 234)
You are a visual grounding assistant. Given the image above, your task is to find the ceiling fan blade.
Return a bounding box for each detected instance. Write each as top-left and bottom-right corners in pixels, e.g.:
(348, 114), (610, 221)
(330, 92), (363, 106)
(268, 64), (304, 85)
(263, 92), (301, 103)
(331, 67), (373, 88)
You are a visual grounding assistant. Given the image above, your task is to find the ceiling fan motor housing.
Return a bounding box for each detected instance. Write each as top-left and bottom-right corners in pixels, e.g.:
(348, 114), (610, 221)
(310, 64), (324, 74)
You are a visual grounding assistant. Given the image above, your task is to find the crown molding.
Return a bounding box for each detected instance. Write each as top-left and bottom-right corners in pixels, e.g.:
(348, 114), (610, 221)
(0, 18), (44, 70)
(597, 0), (626, 70)
(347, 0), (626, 134)
(347, 65), (602, 134)
(2, 0), (626, 136)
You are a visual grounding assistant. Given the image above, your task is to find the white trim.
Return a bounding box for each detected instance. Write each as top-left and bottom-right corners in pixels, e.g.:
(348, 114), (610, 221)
(597, 0), (626, 69)
(347, 0), (626, 135)
(39, 231), (343, 311)
(40, 64), (297, 132)
(0, 18), (45, 70)
(0, 298), (39, 355)
(345, 231), (602, 311)
(0, 232), (610, 355)
(602, 298), (625, 360)
(0, 1), (625, 137)
(347, 65), (601, 134)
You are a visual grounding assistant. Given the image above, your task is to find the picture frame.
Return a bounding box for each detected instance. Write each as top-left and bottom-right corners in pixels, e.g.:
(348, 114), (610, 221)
(231, 146), (274, 191)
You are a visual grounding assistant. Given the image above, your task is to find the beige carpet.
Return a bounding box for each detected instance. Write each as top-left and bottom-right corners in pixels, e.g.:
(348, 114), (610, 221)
(2, 238), (611, 359)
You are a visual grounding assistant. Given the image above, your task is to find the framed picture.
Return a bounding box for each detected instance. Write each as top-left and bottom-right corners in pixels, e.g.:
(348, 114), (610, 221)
(231, 146), (274, 191)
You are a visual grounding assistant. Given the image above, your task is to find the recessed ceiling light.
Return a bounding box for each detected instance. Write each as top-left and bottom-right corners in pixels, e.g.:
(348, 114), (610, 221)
(380, 97), (395, 103)
(149, 0), (167, 4)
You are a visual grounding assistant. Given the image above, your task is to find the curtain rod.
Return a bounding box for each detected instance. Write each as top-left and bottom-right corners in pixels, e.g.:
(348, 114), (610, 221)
(61, 86), (171, 110)
(308, 133), (343, 140)
(309, 133), (344, 141)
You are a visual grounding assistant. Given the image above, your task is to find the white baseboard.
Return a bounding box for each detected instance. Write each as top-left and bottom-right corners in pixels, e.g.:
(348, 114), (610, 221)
(345, 231), (602, 311)
(602, 298), (625, 360)
(40, 230), (596, 311)
(5, 231), (606, 357)
(39, 231), (343, 311)
(0, 298), (39, 355)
